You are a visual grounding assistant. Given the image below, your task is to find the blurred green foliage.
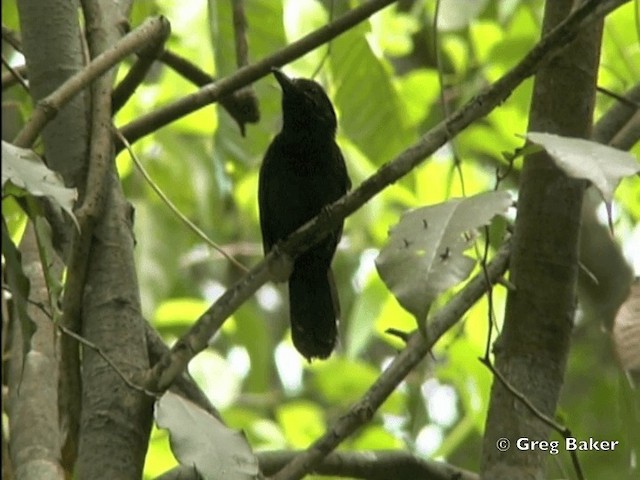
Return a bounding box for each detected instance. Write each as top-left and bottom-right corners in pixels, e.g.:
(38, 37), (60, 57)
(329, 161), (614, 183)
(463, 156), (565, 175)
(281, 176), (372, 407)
(3, 0), (638, 478)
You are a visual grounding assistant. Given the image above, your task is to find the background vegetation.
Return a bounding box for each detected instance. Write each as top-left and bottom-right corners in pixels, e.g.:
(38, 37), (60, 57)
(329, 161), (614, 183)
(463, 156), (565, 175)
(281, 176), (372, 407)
(2, 0), (638, 479)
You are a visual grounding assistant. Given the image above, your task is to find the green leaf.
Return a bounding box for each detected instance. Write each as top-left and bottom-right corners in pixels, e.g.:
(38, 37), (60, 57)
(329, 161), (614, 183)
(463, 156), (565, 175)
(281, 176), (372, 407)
(345, 272), (387, 358)
(311, 358), (405, 414)
(376, 191), (512, 321)
(1, 219), (33, 358)
(33, 214), (63, 315)
(155, 391), (259, 480)
(154, 297), (209, 327)
(275, 400), (326, 447)
(331, 22), (414, 163)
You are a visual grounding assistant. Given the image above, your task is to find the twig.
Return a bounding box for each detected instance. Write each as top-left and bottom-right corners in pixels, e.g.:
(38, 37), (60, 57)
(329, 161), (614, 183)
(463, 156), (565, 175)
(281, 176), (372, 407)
(1, 55), (28, 91)
(111, 23), (170, 114)
(495, 276), (516, 291)
(58, 324), (157, 397)
(159, 49), (212, 85)
(115, 128), (249, 272)
(231, 0), (249, 69)
(1, 23), (22, 51)
(12, 16), (171, 148)
(228, 0), (259, 136)
(479, 358), (585, 480)
(434, 0), (468, 200)
(309, 0), (336, 79)
(1, 62), (27, 90)
(481, 228), (497, 360)
(144, 322), (222, 421)
(158, 48), (260, 132)
(597, 85), (640, 109)
(592, 82), (640, 145)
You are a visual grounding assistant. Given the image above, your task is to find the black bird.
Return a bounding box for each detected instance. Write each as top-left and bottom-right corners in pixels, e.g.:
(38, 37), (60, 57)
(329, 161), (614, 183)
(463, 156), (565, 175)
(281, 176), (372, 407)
(259, 69), (351, 360)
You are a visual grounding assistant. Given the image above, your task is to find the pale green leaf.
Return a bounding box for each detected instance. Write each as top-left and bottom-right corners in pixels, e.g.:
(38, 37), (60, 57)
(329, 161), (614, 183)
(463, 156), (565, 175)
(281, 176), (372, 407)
(2, 141), (77, 222)
(527, 132), (640, 203)
(155, 391), (259, 480)
(376, 191), (512, 320)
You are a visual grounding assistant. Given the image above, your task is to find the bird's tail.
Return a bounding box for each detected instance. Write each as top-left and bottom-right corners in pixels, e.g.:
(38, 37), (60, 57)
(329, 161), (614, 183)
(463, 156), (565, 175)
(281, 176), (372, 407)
(288, 264), (339, 361)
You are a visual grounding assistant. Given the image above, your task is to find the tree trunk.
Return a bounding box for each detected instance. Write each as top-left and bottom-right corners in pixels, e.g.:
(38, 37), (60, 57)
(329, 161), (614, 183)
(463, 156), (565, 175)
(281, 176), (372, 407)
(481, 1), (604, 478)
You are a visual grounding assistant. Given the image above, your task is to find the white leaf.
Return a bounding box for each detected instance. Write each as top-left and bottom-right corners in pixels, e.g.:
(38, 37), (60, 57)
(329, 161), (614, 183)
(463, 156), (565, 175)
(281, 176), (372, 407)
(437, 0), (489, 31)
(376, 191), (512, 320)
(155, 391), (259, 480)
(526, 132), (639, 203)
(2, 141), (77, 222)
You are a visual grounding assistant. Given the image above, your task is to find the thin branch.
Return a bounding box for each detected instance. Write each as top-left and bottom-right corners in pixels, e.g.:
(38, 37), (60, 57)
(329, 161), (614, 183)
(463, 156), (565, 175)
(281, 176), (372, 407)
(58, 324), (157, 397)
(118, 0), (400, 149)
(115, 129), (249, 273)
(481, 227), (497, 360)
(611, 110), (640, 151)
(160, 49), (213, 86)
(1, 23), (22, 51)
(228, 0), (259, 136)
(160, 48), (260, 135)
(1, 55), (28, 92)
(144, 322), (222, 421)
(593, 82), (640, 145)
(479, 358), (585, 480)
(12, 15), (170, 148)
(309, 0), (335, 79)
(434, 0), (468, 200)
(146, 0), (628, 399)
(1, 62), (27, 90)
(270, 245), (510, 480)
(111, 24), (170, 114)
(231, 0), (250, 69)
(597, 85), (640, 109)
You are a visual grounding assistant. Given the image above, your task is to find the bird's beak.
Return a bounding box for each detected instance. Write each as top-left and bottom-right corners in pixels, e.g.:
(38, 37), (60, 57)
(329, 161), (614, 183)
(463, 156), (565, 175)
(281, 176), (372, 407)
(271, 68), (295, 93)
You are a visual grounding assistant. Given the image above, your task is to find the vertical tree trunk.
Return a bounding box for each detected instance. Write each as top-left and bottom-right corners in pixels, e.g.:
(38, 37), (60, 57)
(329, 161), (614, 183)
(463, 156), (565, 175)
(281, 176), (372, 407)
(16, 0), (90, 474)
(8, 225), (64, 480)
(481, 1), (604, 478)
(74, 1), (154, 478)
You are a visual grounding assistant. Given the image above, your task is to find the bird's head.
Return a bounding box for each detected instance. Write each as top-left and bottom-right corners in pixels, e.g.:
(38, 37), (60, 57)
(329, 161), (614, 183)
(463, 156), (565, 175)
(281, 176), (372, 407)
(272, 68), (337, 136)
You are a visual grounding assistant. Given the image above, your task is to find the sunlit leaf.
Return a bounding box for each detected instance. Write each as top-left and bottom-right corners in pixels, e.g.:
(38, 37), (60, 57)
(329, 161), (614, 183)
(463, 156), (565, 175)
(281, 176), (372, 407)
(2, 141), (78, 223)
(275, 401), (326, 447)
(154, 297), (209, 327)
(527, 132), (640, 204)
(376, 191), (512, 321)
(438, 0), (489, 31)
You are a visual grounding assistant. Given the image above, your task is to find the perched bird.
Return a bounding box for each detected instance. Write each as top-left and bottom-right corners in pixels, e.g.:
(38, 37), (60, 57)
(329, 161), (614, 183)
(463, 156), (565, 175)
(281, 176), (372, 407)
(259, 69), (350, 360)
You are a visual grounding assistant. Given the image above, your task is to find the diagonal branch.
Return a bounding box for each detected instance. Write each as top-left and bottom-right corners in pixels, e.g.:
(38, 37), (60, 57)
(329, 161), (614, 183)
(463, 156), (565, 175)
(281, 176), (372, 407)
(157, 49), (260, 133)
(146, 0), (628, 396)
(270, 245), (510, 480)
